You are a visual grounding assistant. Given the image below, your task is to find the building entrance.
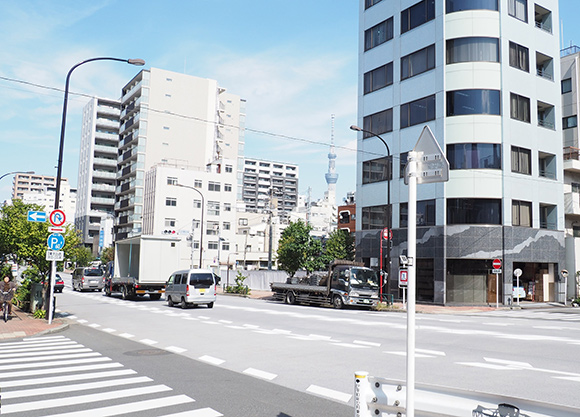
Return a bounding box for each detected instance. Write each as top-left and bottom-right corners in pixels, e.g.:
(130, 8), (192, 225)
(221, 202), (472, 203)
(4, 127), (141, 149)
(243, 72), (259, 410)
(512, 263), (555, 302)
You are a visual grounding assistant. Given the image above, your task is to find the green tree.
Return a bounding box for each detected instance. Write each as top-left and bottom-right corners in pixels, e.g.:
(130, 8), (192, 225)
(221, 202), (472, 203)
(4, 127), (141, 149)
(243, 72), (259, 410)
(0, 200), (82, 278)
(277, 220), (324, 277)
(323, 229), (355, 262)
(100, 246), (115, 265)
(68, 245), (94, 268)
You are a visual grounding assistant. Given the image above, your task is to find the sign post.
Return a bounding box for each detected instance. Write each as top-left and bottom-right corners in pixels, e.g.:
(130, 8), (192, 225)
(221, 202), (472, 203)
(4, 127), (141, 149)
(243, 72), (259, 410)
(404, 126), (449, 417)
(514, 268), (522, 306)
(492, 259), (502, 308)
(47, 210), (66, 325)
(399, 269), (408, 307)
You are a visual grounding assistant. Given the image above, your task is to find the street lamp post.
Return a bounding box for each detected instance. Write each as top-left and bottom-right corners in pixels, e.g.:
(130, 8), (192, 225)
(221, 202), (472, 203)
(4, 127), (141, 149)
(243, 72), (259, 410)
(173, 183), (205, 268)
(48, 57), (144, 324)
(0, 171), (35, 183)
(54, 57), (145, 211)
(350, 125), (392, 300)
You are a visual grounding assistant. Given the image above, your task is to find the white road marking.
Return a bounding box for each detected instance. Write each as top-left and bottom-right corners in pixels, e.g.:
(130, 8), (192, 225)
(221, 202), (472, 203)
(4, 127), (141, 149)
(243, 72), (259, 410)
(140, 339), (158, 346)
(165, 346), (187, 354)
(0, 351), (100, 365)
(0, 341), (78, 353)
(77, 319), (88, 324)
(306, 384), (351, 403)
(383, 351), (436, 358)
(416, 348), (446, 356)
(46, 395), (194, 417)
(159, 407), (223, 417)
(2, 376), (152, 399)
(199, 316), (210, 319)
(243, 367), (277, 380)
(484, 357), (532, 368)
(456, 362), (511, 370)
(102, 328), (116, 333)
(0, 347), (91, 359)
(88, 323), (101, 328)
(0, 369), (137, 388)
(199, 355), (225, 365)
(331, 342), (369, 349)
(0, 356), (111, 371)
(119, 333), (135, 339)
(482, 322), (514, 327)
(353, 340), (381, 347)
(219, 320), (233, 324)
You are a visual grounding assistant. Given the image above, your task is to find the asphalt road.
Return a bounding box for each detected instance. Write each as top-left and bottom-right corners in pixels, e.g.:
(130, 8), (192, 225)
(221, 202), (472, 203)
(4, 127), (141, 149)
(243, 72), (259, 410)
(29, 273), (580, 414)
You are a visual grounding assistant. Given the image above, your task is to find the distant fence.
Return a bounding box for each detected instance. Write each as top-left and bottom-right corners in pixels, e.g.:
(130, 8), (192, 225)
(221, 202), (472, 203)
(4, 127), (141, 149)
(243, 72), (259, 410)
(221, 269), (304, 291)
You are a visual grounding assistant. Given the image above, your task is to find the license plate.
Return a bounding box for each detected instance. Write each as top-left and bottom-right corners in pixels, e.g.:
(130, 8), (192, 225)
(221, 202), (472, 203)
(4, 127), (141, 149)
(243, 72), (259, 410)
(199, 289), (206, 294)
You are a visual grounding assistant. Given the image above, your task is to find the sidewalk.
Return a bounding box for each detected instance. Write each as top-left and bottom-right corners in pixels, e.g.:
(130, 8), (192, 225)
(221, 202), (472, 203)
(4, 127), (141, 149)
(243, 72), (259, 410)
(0, 308), (68, 341)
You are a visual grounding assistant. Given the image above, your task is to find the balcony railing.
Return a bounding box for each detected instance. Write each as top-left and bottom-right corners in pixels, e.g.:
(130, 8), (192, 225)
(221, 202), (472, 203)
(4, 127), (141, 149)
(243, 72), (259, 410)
(536, 68), (553, 80)
(563, 147), (580, 161)
(538, 119), (555, 130)
(561, 45), (580, 58)
(535, 21), (552, 33)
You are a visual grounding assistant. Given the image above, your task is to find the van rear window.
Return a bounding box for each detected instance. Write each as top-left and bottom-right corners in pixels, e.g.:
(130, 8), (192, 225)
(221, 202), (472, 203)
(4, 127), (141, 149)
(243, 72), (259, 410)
(85, 269), (103, 276)
(189, 273), (214, 287)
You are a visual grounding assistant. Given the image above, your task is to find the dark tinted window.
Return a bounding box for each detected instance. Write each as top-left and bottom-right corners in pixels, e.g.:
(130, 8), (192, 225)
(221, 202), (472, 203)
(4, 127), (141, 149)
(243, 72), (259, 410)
(84, 268), (103, 276)
(400, 95), (436, 128)
(446, 37), (499, 63)
(509, 42), (529, 72)
(365, 17), (394, 51)
(562, 78), (572, 94)
(401, 0), (435, 34)
(190, 273), (214, 287)
(401, 45), (436, 80)
(447, 198), (502, 225)
(510, 93), (530, 123)
(447, 89), (501, 116)
(365, 0), (383, 9)
(362, 205), (391, 230)
(447, 143), (501, 169)
(363, 109), (393, 136)
(446, 0), (498, 13)
(400, 200), (436, 227)
(511, 146), (531, 175)
(363, 157), (392, 184)
(364, 62), (393, 94)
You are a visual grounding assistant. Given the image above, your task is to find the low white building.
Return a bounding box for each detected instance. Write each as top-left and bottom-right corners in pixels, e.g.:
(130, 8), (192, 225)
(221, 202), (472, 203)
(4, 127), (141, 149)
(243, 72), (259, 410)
(19, 179), (76, 225)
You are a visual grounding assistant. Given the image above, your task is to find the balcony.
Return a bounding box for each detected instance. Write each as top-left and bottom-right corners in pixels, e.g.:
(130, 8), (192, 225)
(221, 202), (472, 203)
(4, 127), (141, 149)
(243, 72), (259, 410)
(97, 105), (120, 117)
(96, 118), (120, 130)
(93, 157), (117, 168)
(122, 79), (143, 104)
(92, 170), (116, 180)
(91, 196), (115, 206)
(565, 192), (580, 216)
(93, 144), (117, 155)
(95, 131), (118, 142)
(534, 4), (552, 34)
(564, 147), (580, 173)
(91, 183), (115, 193)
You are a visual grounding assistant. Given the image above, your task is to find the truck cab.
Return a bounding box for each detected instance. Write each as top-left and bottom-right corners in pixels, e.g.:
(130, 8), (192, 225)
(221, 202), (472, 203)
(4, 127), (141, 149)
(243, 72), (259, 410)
(329, 264), (380, 308)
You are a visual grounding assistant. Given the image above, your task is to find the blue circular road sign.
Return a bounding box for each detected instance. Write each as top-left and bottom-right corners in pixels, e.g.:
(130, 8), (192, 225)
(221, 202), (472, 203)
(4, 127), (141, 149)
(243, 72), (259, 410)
(47, 233), (65, 251)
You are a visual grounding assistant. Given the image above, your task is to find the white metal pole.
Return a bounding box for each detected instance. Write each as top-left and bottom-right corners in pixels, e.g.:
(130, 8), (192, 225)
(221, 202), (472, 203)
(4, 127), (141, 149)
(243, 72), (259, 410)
(406, 151), (418, 417)
(517, 275), (520, 306)
(496, 272), (499, 308)
(48, 260), (56, 325)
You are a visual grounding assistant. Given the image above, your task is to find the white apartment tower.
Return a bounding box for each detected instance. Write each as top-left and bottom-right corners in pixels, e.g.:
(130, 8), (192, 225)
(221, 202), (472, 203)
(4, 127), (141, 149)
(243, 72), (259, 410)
(75, 97), (120, 250)
(115, 68), (244, 242)
(356, 0), (564, 304)
(561, 45), (580, 299)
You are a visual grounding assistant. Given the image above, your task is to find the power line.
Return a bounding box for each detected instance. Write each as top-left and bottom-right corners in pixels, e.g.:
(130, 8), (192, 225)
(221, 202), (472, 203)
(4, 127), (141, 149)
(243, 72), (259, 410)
(0, 74), (392, 159)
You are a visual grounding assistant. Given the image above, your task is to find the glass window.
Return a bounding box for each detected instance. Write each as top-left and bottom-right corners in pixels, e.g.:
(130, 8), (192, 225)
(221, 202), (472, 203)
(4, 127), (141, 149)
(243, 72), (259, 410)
(365, 0), (383, 9)
(208, 241), (218, 250)
(167, 177), (178, 185)
(224, 183), (232, 192)
(225, 165), (233, 173)
(165, 197), (177, 206)
(563, 115), (578, 129)
(446, 0), (498, 13)
(364, 62), (393, 94)
(224, 203), (232, 212)
(401, 44), (436, 80)
(447, 143), (501, 169)
(400, 95), (436, 128)
(193, 199), (201, 208)
(362, 205), (391, 230)
(511, 146), (531, 175)
(562, 78), (572, 94)
(447, 198), (502, 225)
(208, 201), (220, 216)
(508, 0), (528, 22)
(446, 37), (499, 64)
(509, 42), (529, 72)
(512, 200), (532, 226)
(363, 109), (393, 137)
(400, 200), (436, 227)
(194, 179), (202, 188)
(365, 17), (394, 51)
(208, 181), (221, 191)
(446, 89), (501, 116)
(510, 93), (530, 123)
(401, 0), (435, 34)
(165, 218), (176, 227)
(362, 157), (392, 184)
(400, 152), (409, 178)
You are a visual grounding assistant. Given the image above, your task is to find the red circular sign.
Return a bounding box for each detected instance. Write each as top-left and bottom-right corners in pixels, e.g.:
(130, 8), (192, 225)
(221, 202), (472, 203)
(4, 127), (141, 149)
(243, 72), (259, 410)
(492, 259), (502, 269)
(49, 209), (66, 227)
(382, 229), (392, 240)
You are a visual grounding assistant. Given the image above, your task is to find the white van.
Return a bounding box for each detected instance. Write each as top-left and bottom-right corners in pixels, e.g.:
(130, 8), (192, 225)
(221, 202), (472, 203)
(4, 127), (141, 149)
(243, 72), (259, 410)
(166, 269), (217, 308)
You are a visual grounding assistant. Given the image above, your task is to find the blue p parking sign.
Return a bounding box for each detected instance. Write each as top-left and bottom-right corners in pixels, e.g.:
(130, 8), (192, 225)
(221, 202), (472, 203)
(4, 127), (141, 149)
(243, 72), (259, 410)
(47, 233), (65, 251)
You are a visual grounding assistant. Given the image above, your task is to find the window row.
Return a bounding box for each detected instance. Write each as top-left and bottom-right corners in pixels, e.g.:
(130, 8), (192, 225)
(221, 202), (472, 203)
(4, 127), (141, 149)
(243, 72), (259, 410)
(362, 95), (436, 135)
(362, 199), (557, 229)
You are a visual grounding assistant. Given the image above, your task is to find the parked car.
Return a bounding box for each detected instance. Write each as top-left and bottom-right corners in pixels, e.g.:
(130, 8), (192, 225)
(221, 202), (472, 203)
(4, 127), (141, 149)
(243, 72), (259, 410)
(72, 267), (105, 292)
(165, 269), (217, 308)
(41, 274), (65, 293)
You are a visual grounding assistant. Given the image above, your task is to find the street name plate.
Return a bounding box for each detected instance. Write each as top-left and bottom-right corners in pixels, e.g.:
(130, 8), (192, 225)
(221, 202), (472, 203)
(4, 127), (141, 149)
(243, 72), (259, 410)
(46, 250), (64, 261)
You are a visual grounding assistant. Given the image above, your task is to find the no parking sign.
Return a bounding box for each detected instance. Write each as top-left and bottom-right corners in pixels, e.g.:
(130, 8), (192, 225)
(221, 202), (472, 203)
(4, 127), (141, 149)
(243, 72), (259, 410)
(399, 269), (408, 287)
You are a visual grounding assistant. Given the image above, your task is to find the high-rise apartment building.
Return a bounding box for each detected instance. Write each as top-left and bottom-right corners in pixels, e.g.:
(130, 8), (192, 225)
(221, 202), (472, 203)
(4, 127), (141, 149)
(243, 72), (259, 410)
(115, 68), (245, 242)
(12, 173), (57, 199)
(241, 158), (298, 220)
(355, 0), (564, 304)
(561, 45), (580, 298)
(75, 97), (120, 250)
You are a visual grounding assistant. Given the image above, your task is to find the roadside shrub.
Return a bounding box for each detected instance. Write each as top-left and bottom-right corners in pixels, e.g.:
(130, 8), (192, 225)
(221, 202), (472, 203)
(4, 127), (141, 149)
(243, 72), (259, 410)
(14, 266), (43, 312)
(33, 309), (46, 319)
(225, 271), (251, 295)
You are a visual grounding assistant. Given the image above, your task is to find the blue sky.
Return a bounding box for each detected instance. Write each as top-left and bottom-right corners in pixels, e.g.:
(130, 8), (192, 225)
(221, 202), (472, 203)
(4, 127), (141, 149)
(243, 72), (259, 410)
(0, 0), (578, 205)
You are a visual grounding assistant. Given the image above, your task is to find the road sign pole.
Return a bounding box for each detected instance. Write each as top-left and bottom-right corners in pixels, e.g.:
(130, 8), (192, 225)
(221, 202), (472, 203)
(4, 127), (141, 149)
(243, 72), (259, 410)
(406, 150), (418, 417)
(48, 260), (56, 325)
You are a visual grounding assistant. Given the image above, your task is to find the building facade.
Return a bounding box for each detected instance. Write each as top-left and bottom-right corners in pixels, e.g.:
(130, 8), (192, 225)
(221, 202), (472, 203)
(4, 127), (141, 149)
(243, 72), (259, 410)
(19, 179), (76, 224)
(561, 45), (580, 299)
(240, 157), (299, 220)
(75, 97), (120, 251)
(12, 173), (57, 200)
(356, 0), (565, 304)
(115, 68), (244, 242)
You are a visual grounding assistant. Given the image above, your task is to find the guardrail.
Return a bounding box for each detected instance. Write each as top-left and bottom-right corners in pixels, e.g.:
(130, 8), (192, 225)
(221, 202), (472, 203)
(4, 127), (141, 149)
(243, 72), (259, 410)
(354, 372), (580, 417)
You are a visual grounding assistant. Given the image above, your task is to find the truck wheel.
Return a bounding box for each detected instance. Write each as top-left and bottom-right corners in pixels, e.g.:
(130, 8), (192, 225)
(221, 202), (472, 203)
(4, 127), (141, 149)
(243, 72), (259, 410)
(285, 291), (296, 305)
(121, 286), (130, 300)
(104, 285), (111, 297)
(333, 295), (344, 309)
(181, 297), (188, 309)
(150, 294), (161, 301)
(168, 296), (174, 307)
